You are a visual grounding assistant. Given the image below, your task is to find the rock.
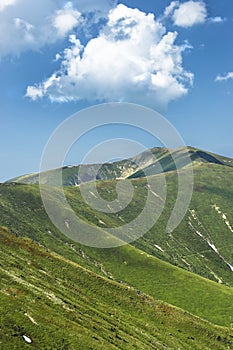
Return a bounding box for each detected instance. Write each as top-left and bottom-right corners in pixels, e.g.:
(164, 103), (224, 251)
(22, 335), (32, 344)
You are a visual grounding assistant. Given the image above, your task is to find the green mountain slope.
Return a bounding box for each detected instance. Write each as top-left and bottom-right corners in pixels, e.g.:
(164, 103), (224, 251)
(1, 227), (233, 350)
(0, 180), (233, 327)
(130, 163), (233, 287)
(1, 146), (233, 348)
(7, 159), (233, 288)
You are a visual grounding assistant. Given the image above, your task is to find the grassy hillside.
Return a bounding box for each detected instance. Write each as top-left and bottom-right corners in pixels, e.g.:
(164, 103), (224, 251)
(1, 227), (233, 350)
(1, 147), (233, 348)
(130, 163), (233, 287)
(0, 179), (233, 327)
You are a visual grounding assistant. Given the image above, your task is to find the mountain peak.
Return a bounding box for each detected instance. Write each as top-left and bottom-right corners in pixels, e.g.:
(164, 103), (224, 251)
(7, 146), (233, 186)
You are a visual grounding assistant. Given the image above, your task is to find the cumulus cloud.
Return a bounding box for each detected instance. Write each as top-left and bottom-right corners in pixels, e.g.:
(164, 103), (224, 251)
(0, 0), (117, 57)
(164, 1), (207, 28)
(26, 4), (193, 107)
(52, 8), (82, 37)
(215, 72), (233, 82)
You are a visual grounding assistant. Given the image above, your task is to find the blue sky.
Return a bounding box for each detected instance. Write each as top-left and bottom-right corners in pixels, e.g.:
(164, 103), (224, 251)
(1, 0), (233, 181)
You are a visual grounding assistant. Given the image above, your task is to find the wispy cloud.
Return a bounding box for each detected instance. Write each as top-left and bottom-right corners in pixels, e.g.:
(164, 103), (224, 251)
(163, 1), (179, 18)
(26, 4), (193, 107)
(0, 0), (17, 12)
(0, 0), (116, 57)
(215, 72), (233, 82)
(209, 16), (226, 24)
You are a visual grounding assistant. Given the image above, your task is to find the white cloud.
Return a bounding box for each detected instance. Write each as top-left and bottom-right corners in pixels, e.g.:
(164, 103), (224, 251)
(173, 1), (207, 27)
(164, 1), (207, 28)
(14, 17), (35, 44)
(0, 0), (117, 57)
(26, 86), (44, 101)
(52, 8), (82, 37)
(163, 1), (179, 18)
(215, 72), (233, 82)
(0, 0), (17, 12)
(209, 16), (226, 24)
(0, 1), (69, 56)
(26, 4), (193, 107)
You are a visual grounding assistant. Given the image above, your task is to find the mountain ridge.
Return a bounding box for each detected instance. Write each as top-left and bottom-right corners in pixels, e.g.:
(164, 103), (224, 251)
(7, 146), (233, 186)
